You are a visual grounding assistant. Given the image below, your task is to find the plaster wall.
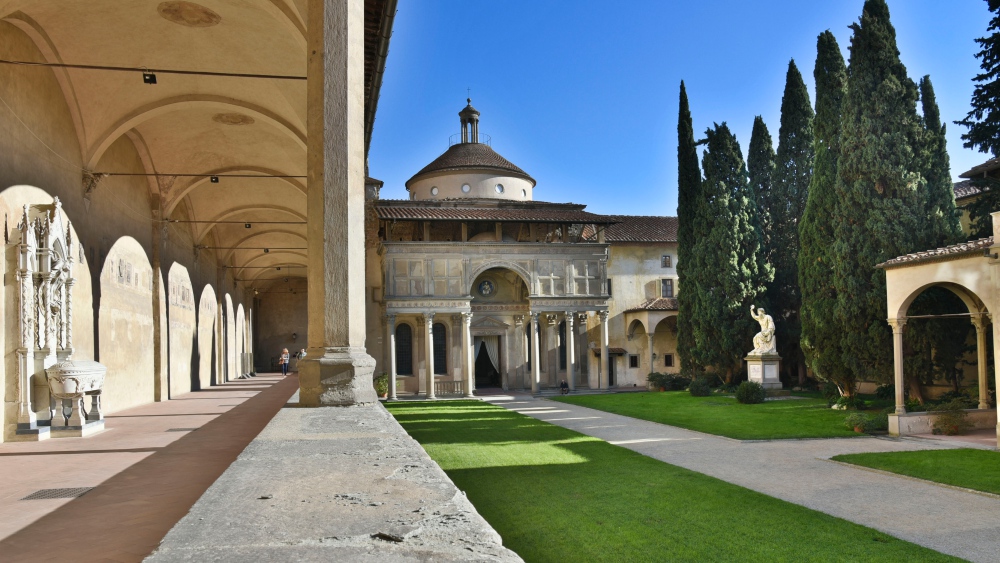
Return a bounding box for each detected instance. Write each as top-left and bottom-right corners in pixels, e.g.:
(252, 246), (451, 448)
(584, 243), (679, 388)
(255, 277), (308, 371)
(168, 264), (196, 396)
(197, 285), (217, 389)
(409, 172), (533, 201)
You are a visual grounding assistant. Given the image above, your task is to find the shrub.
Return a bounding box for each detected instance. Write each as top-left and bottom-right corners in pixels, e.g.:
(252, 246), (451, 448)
(647, 372), (669, 389)
(374, 373), (389, 397)
(932, 399), (973, 436)
(735, 381), (766, 404)
(833, 395), (867, 410)
(874, 384), (894, 400)
(843, 409), (891, 433)
(843, 412), (867, 431)
(934, 391), (977, 410)
(821, 381), (840, 402)
(688, 378), (711, 397)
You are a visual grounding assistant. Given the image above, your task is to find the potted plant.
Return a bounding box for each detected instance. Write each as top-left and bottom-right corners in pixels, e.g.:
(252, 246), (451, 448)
(374, 373), (389, 398)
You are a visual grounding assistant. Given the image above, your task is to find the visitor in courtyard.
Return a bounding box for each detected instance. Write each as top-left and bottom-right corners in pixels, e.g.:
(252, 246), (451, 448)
(560, 380), (569, 395)
(279, 348), (290, 376)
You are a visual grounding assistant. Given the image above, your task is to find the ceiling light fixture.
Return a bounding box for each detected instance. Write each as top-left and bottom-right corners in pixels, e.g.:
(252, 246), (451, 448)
(210, 175), (219, 183)
(142, 69), (157, 84)
(264, 248), (269, 254)
(244, 223), (251, 229)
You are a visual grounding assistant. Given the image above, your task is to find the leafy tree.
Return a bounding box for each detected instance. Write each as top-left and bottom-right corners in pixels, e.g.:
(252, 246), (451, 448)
(747, 116), (776, 267)
(769, 59), (814, 385)
(800, 31), (850, 392)
(691, 124), (772, 382)
(832, 0), (927, 390)
(676, 81), (703, 374)
(918, 76), (963, 247)
(956, 0), (1000, 237)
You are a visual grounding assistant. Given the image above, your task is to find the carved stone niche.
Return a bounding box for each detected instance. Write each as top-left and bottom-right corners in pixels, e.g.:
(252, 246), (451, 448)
(11, 198), (107, 441)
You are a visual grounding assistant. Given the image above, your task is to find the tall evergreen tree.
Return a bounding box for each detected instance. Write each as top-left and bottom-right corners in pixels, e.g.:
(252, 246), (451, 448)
(956, 0), (1000, 237)
(747, 116), (776, 268)
(832, 0), (927, 389)
(918, 76), (963, 247)
(675, 81), (703, 374)
(691, 124), (772, 382)
(769, 59), (814, 384)
(800, 31), (850, 392)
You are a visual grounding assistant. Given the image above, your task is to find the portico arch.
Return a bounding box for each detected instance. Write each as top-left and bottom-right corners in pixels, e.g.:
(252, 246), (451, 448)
(468, 260), (531, 294)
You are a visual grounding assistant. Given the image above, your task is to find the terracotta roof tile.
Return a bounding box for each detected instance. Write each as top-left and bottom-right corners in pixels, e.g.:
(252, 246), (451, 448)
(406, 143), (535, 186)
(583, 215), (678, 243)
(959, 157), (1000, 179)
(877, 237), (994, 269)
(954, 179), (984, 201)
(624, 298), (679, 312)
(374, 200), (617, 224)
(593, 347), (627, 356)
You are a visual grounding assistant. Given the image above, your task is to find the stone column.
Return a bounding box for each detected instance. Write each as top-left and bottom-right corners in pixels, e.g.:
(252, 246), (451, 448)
(424, 313), (436, 399)
(599, 310), (610, 390)
(530, 312), (541, 394)
(889, 318), (906, 414)
(514, 315), (525, 389)
(300, 0), (377, 406)
(463, 312), (474, 397)
(577, 313), (588, 388)
(545, 314), (558, 388)
(564, 312), (576, 391)
(973, 314), (991, 410)
(151, 196), (165, 401)
(386, 314), (397, 400)
(648, 331), (656, 377)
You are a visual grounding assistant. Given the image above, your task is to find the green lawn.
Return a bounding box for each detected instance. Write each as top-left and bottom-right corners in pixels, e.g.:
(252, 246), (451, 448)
(551, 391), (858, 440)
(832, 448), (1000, 495)
(386, 400), (957, 562)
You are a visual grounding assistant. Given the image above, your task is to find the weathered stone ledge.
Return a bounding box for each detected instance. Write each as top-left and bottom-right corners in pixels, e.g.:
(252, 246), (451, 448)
(146, 394), (521, 562)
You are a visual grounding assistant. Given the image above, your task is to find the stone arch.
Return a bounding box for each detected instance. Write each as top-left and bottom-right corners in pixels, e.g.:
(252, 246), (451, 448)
(468, 261), (531, 294)
(236, 303), (247, 377)
(198, 284), (217, 389)
(893, 282), (989, 320)
(225, 294), (236, 382)
(627, 318), (647, 340)
(85, 95), (307, 169)
(99, 236), (154, 413)
(221, 229), (307, 263)
(167, 263), (196, 396)
(194, 206), (306, 245)
(166, 166), (307, 217)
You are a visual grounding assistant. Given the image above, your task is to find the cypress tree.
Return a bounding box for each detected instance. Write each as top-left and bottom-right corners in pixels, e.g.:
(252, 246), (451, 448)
(832, 0), (927, 389)
(747, 116), (776, 268)
(956, 0), (1000, 237)
(769, 59), (814, 384)
(691, 124), (772, 382)
(800, 31), (850, 391)
(918, 76), (963, 247)
(676, 81), (703, 374)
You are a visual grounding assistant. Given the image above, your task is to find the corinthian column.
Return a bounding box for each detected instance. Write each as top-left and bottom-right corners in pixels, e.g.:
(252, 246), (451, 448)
(599, 310), (610, 390)
(888, 318), (906, 414)
(299, 0), (376, 406)
(463, 312), (474, 397)
(530, 312), (541, 395)
(386, 314), (397, 401)
(972, 314), (990, 410)
(564, 312), (576, 391)
(424, 313), (436, 399)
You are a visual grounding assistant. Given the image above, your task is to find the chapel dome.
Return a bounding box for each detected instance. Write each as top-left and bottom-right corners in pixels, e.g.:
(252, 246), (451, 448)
(405, 100), (537, 202)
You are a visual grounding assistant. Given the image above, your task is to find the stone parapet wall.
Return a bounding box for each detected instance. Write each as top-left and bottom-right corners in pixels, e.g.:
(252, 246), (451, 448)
(889, 409), (997, 436)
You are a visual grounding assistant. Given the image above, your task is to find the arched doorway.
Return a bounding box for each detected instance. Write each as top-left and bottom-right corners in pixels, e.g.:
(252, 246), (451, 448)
(469, 266), (529, 390)
(474, 336), (502, 388)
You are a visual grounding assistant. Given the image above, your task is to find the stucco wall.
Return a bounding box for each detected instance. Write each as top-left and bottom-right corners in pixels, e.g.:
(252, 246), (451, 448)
(409, 172), (533, 201)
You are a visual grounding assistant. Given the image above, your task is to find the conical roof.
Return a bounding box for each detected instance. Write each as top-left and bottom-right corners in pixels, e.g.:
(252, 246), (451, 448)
(406, 142), (536, 187)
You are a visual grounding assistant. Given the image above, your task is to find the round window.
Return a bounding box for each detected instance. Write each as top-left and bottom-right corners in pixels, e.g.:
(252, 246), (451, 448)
(430, 186), (439, 196)
(461, 184), (471, 193)
(495, 183), (505, 194)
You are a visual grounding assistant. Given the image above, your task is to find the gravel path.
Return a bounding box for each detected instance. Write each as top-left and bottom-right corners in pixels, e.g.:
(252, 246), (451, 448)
(487, 395), (1000, 563)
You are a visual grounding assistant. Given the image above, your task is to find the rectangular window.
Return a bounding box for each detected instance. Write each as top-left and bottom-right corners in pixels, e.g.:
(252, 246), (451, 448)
(664, 354), (674, 368)
(629, 355), (639, 369)
(607, 278), (613, 296)
(661, 255), (672, 268)
(661, 279), (674, 298)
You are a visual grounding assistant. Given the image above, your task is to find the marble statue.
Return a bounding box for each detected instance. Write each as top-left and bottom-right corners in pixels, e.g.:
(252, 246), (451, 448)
(749, 305), (776, 355)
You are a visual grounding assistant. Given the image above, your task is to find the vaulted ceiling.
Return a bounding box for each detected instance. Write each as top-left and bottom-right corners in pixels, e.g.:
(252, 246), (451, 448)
(0, 0), (392, 289)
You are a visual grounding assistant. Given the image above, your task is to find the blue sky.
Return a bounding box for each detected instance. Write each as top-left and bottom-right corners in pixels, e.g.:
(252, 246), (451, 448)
(369, 0), (992, 216)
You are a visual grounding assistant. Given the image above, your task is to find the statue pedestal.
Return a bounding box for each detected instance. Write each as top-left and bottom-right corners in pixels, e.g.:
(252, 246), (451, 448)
(745, 354), (782, 390)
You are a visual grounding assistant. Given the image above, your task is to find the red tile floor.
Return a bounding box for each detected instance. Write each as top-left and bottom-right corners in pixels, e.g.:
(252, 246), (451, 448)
(0, 373), (297, 563)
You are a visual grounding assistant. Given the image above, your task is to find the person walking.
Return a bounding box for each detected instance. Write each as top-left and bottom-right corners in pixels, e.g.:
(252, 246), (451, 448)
(280, 348), (290, 376)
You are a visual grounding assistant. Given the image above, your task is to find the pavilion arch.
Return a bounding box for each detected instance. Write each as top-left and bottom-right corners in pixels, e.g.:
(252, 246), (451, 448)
(235, 251), (308, 278)
(165, 166), (307, 217)
(626, 318), (647, 341)
(892, 281), (989, 321)
(198, 284), (218, 389)
(167, 263), (196, 396)
(468, 261), (532, 294)
(247, 266), (308, 287)
(194, 206), (306, 245)
(98, 236), (155, 413)
(85, 95), (307, 169)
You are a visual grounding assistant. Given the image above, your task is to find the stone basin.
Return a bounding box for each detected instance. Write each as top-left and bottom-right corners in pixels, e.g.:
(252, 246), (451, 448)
(45, 360), (106, 399)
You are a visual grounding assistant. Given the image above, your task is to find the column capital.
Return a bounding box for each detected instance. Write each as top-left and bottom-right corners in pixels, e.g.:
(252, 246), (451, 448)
(887, 318), (906, 331)
(546, 313), (558, 326)
(577, 312), (588, 324)
(419, 312), (435, 326)
(529, 311), (540, 323)
(462, 311), (474, 324)
(385, 312), (396, 324)
(564, 312), (575, 327)
(513, 314), (524, 326)
(971, 312), (990, 331)
(598, 310), (610, 322)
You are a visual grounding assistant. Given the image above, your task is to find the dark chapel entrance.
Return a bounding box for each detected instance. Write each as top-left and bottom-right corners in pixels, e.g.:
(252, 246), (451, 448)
(474, 336), (502, 388)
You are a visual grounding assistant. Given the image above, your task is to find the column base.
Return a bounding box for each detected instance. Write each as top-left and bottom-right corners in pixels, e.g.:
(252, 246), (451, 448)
(13, 421), (51, 441)
(299, 347), (378, 407)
